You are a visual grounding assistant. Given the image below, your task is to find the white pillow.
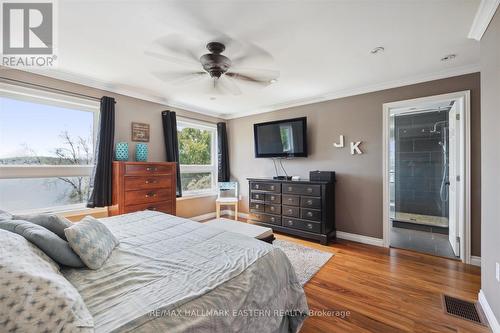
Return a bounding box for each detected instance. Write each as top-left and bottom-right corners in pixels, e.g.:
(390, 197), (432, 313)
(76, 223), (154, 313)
(0, 230), (94, 332)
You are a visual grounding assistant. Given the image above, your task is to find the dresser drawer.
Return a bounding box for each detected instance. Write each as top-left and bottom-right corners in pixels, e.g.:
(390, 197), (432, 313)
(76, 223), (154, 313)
(250, 192), (265, 201)
(249, 212), (281, 226)
(265, 204), (281, 215)
(250, 202), (265, 212)
(125, 163), (173, 175)
(265, 193), (281, 204)
(282, 195), (300, 206)
(124, 176), (172, 191)
(124, 189), (171, 205)
(300, 196), (321, 209)
(282, 217), (321, 233)
(123, 201), (173, 214)
(282, 184), (321, 196)
(301, 208), (322, 221)
(250, 182), (281, 193)
(282, 205), (300, 218)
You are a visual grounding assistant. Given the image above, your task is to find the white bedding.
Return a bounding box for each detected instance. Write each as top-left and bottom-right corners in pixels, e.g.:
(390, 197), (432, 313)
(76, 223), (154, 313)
(62, 211), (308, 333)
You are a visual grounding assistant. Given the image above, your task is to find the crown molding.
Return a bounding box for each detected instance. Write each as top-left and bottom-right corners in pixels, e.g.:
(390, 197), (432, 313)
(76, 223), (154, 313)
(15, 64), (480, 121)
(468, 0), (500, 40)
(222, 63), (480, 120)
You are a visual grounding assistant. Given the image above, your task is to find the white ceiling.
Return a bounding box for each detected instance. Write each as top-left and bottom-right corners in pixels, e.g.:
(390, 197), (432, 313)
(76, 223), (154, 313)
(29, 0), (480, 119)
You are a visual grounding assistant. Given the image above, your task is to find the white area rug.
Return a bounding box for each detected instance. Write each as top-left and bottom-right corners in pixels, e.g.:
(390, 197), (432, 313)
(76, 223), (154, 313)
(273, 239), (334, 286)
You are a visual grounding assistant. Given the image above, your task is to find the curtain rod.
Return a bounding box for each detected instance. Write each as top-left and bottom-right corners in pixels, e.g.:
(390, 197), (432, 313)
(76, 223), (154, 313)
(0, 76), (102, 102)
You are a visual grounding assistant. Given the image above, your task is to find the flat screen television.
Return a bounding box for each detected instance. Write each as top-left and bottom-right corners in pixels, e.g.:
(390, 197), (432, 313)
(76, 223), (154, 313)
(254, 117), (308, 158)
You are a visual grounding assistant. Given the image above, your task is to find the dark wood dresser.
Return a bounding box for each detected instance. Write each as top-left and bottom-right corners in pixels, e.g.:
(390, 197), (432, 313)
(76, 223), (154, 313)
(109, 161), (177, 216)
(247, 178), (335, 244)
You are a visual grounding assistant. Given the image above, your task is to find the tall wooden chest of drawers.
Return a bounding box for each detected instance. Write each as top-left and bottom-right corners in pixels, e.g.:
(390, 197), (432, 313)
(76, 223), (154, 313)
(247, 178), (335, 244)
(109, 162), (177, 216)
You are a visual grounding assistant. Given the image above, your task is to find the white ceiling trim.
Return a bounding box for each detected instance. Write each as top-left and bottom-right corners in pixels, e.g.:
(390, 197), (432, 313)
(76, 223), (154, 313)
(468, 0), (500, 40)
(20, 63), (480, 121)
(223, 63), (481, 120)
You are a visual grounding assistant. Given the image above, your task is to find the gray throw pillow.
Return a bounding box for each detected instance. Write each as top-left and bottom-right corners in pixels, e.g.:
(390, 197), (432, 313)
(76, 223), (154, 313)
(0, 219), (85, 268)
(13, 213), (72, 240)
(65, 216), (119, 270)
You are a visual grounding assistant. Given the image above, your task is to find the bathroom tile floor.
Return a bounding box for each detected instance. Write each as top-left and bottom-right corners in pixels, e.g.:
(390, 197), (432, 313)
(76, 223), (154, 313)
(390, 226), (457, 258)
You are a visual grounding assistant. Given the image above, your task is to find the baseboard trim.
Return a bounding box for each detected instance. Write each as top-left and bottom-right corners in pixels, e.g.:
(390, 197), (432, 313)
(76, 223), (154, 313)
(189, 212), (216, 222)
(189, 210), (249, 222)
(479, 290), (500, 333)
(470, 256), (482, 267)
(336, 231), (385, 247)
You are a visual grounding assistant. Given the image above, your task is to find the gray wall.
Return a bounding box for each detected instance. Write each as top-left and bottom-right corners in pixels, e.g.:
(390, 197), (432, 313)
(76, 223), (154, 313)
(228, 73), (481, 256)
(0, 67), (223, 218)
(480, 8), (500, 320)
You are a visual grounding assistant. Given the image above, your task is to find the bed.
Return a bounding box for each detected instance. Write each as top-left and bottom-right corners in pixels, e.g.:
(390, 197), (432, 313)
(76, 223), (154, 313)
(61, 211), (308, 332)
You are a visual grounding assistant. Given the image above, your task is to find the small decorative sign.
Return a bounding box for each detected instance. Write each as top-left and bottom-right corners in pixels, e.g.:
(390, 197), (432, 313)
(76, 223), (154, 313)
(131, 122), (150, 142)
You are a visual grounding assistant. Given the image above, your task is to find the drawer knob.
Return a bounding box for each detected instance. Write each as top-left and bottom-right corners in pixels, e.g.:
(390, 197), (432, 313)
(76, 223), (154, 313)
(270, 217), (275, 222)
(287, 209), (292, 213)
(270, 207), (274, 211)
(288, 186), (292, 191)
(146, 167), (158, 171)
(307, 188), (313, 193)
(145, 192), (157, 198)
(307, 223), (313, 229)
(307, 211), (313, 217)
(255, 204), (259, 208)
(307, 200), (313, 205)
(145, 179), (158, 184)
(270, 196), (275, 200)
(287, 220), (293, 225)
(255, 184), (260, 189)
(270, 186), (275, 190)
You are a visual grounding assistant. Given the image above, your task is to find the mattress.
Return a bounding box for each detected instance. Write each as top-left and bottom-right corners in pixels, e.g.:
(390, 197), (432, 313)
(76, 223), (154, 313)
(62, 211), (308, 333)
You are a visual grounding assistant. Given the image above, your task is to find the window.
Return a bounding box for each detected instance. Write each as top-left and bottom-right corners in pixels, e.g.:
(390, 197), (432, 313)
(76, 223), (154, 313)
(0, 83), (99, 213)
(177, 119), (217, 196)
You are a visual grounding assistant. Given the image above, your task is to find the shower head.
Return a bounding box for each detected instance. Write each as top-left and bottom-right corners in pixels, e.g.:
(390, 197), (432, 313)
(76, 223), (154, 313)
(430, 120), (449, 134)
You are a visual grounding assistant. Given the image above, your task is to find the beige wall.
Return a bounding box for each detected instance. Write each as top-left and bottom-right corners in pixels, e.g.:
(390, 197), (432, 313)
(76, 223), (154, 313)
(228, 73), (481, 256)
(480, 8), (500, 320)
(0, 68), (222, 218)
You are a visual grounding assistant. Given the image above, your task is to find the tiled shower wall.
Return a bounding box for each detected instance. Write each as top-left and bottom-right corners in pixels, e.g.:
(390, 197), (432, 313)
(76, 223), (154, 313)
(395, 111), (449, 218)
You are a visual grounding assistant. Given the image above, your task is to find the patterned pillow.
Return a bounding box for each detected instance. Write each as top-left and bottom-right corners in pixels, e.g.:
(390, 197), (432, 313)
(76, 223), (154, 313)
(65, 216), (119, 270)
(13, 213), (72, 240)
(0, 230), (94, 332)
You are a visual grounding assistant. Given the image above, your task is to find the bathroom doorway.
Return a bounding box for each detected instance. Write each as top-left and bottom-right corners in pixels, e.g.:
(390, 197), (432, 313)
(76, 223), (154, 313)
(383, 92), (471, 262)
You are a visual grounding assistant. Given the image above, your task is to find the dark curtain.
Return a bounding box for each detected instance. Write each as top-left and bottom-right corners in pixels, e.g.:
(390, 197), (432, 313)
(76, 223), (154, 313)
(217, 122), (230, 182)
(87, 96), (115, 208)
(162, 111), (182, 197)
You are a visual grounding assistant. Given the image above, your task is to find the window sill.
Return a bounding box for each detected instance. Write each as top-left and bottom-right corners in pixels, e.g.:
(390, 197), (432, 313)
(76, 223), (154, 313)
(177, 192), (218, 201)
(10, 204), (108, 218)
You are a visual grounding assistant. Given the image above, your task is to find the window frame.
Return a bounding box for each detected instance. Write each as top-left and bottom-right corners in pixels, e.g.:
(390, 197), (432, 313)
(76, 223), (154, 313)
(177, 117), (218, 197)
(0, 82), (100, 214)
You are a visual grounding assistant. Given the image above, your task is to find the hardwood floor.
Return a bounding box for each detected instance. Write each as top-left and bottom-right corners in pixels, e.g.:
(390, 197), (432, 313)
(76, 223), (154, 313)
(276, 233), (488, 333)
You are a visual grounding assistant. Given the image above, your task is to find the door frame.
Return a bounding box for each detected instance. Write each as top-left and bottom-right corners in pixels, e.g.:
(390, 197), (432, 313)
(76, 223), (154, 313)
(382, 91), (471, 263)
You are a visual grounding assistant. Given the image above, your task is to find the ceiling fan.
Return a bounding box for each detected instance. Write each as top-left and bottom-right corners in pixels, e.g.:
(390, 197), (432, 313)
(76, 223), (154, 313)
(147, 37), (279, 95)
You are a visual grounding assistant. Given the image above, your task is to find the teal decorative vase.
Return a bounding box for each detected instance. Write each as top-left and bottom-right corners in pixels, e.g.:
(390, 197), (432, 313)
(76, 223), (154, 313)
(135, 143), (148, 162)
(115, 142), (129, 161)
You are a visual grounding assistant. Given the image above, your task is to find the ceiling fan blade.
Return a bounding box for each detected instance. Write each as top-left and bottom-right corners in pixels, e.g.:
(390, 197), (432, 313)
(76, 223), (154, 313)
(145, 50), (200, 68)
(227, 68), (279, 84)
(152, 71), (207, 85)
(214, 76), (241, 95)
(154, 34), (201, 63)
(231, 42), (274, 67)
